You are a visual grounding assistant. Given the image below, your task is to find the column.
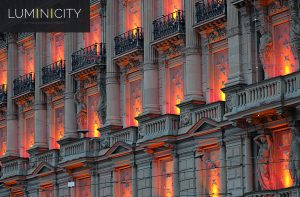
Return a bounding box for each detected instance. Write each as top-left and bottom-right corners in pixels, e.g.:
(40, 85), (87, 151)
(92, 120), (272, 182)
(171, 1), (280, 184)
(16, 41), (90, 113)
(132, 163), (137, 197)
(220, 142), (227, 195)
(91, 170), (97, 197)
(142, 0), (160, 116)
(5, 34), (19, 158)
(183, 0), (204, 102)
(105, 0), (122, 126)
(244, 134), (253, 192)
(54, 183), (59, 197)
(63, 33), (78, 139)
(225, 0), (245, 88)
(173, 153), (180, 197)
(32, 32), (48, 151)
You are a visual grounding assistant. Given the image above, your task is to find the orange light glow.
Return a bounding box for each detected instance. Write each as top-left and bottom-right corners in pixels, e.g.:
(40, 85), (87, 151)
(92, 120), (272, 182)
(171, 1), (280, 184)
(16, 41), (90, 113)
(23, 46), (34, 74)
(125, 0), (141, 31)
(283, 169), (293, 188)
(51, 33), (64, 62)
(53, 106), (64, 149)
(128, 79), (142, 127)
(0, 55), (7, 85)
(84, 15), (101, 47)
(93, 122), (100, 137)
(155, 159), (174, 197)
(0, 127), (6, 157)
(116, 167), (132, 197)
(211, 183), (219, 197)
(163, 0), (182, 15)
(88, 93), (101, 137)
(168, 65), (184, 115)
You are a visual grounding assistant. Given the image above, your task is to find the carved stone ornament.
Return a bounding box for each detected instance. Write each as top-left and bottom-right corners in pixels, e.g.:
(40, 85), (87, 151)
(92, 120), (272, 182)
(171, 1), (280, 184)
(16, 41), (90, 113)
(259, 28), (273, 77)
(268, 0), (289, 15)
(180, 113), (191, 127)
(100, 131), (110, 149)
(75, 82), (87, 130)
(225, 93), (233, 113)
(208, 27), (227, 43)
(289, 126), (300, 186)
(97, 71), (106, 125)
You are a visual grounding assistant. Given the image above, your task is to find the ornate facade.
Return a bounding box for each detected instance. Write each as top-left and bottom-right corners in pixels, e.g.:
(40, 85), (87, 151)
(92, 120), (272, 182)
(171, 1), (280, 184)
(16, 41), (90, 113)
(0, 0), (300, 196)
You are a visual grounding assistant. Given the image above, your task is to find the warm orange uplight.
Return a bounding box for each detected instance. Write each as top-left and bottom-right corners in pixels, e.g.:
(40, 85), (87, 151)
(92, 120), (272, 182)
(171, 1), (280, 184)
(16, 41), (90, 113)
(283, 169), (293, 188)
(51, 33), (64, 62)
(84, 15), (101, 47)
(0, 57), (7, 85)
(169, 65), (183, 115)
(163, 0), (182, 15)
(125, 0), (141, 31)
(88, 94), (101, 138)
(23, 46), (34, 74)
(211, 183), (219, 197)
(93, 122), (100, 137)
(128, 79), (142, 127)
(172, 9), (178, 18)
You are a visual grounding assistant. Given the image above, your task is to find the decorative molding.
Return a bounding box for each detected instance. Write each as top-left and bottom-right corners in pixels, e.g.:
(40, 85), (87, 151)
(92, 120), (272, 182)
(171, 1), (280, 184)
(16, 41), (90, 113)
(268, 0), (289, 15)
(208, 27), (227, 43)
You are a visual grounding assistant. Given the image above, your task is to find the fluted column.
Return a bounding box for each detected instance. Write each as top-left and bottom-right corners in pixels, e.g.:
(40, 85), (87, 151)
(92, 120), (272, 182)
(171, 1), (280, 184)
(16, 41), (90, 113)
(32, 33), (48, 151)
(63, 33), (78, 139)
(224, 0), (245, 89)
(142, 0), (160, 116)
(244, 134), (253, 192)
(184, 0), (204, 102)
(5, 34), (19, 158)
(105, 0), (122, 126)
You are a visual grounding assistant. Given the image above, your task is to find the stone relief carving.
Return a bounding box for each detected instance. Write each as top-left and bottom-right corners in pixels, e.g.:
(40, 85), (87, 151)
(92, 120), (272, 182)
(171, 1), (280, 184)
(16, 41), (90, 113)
(289, 126), (300, 186)
(225, 93), (233, 113)
(99, 131), (110, 149)
(254, 134), (273, 190)
(180, 113), (191, 127)
(268, 0), (289, 15)
(97, 71), (106, 125)
(208, 27), (227, 43)
(259, 27), (273, 77)
(75, 82), (87, 130)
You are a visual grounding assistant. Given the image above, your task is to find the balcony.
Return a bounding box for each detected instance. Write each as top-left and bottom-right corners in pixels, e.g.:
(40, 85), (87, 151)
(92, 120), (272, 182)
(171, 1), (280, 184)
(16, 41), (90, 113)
(13, 73), (34, 100)
(59, 138), (100, 167)
(153, 10), (185, 41)
(194, 0), (227, 31)
(244, 187), (300, 197)
(192, 101), (225, 123)
(109, 127), (138, 146)
(1, 158), (28, 180)
(71, 43), (106, 78)
(137, 114), (180, 144)
(29, 150), (59, 170)
(0, 84), (7, 107)
(41, 60), (65, 91)
(225, 71), (300, 120)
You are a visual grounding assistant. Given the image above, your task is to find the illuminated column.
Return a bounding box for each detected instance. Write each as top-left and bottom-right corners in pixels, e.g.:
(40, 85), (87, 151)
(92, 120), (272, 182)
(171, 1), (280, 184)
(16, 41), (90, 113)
(183, 0), (204, 102)
(220, 142), (227, 195)
(132, 163), (137, 197)
(244, 134), (253, 192)
(173, 153), (180, 197)
(142, 0), (160, 116)
(105, 0), (122, 126)
(63, 33), (78, 139)
(32, 32), (48, 151)
(5, 34), (19, 158)
(224, 0), (245, 89)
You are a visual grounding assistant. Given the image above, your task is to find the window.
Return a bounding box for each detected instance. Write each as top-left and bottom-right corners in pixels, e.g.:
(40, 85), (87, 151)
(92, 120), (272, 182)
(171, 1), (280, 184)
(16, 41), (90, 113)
(87, 93), (100, 137)
(76, 177), (91, 197)
(124, 0), (141, 31)
(163, 0), (182, 15)
(115, 167), (132, 197)
(209, 48), (228, 102)
(40, 185), (54, 197)
(155, 158), (174, 197)
(84, 14), (101, 46)
(23, 46), (34, 75)
(166, 65), (184, 114)
(52, 106), (64, 149)
(126, 79), (142, 126)
(23, 116), (34, 157)
(0, 126), (6, 156)
(51, 33), (64, 62)
(199, 148), (221, 197)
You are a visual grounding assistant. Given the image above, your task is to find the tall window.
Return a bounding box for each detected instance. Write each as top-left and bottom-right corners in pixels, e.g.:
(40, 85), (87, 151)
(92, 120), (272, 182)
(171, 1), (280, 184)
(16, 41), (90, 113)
(124, 0), (141, 31)
(154, 158), (174, 197)
(115, 167), (132, 197)
(163, 0), (182, 14)
(210, 48), (228, 102)
(51, 33), (64, 62)
(127, 79), (142, 127)
(23, 116), (34, 157)
(199, 148), (221, 197)
(167, 65), (184, 114)
(84, 15), (101, 46)
(87, 93), (100, 137)
(0, 52), (7, 85)
(52, 106), (64, 149)
(0, 126), (6, 156)
(76, 177), (91, 197)
(23, 46), (34, 74)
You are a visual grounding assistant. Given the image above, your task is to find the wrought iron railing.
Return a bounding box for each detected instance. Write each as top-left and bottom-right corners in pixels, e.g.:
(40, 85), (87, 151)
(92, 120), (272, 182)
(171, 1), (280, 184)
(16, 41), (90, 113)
(153, 10), (185, 41)
(13, 72), (35, 97)
(195, 0), (226, 24)
(42, 60), (65, 85)
(114, 27), (144, 55)
(0, 84), (7, 103)
(71, 43), (106, 72)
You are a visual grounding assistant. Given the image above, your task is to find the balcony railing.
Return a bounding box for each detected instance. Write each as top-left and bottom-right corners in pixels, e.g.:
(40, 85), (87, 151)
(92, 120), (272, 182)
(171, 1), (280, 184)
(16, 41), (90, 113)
(29, 150), (59, 170)
(0, 84), (7, 104)
(137, 114), (180, 143)
(153, 10), (185, 41)
(60, 138), (100, 163)
(71, 43), (106, 72)
(42, 60), (65, 85)
(192, 101), (225, 123)
(244, 187), (300, 197)
(110, 127), (138, 146)
(226, 71), (300, 116)
(195, 0), (226, 24)
(1, 158), (28, 179)
(13, 72), (35, 97)
(114, 27), (144, 56)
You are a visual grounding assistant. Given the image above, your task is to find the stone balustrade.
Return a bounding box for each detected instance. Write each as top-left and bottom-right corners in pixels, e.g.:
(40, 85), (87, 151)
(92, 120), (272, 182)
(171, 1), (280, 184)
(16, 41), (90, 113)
(29, 150), (59, 169)
(192, 101), (225, 123)
(244, 187), (300, 197)
(137, 114), (180, 143)
(1, 158), (28, 179)
(59, 138), (100, 163)
(110, 127), (137, 146)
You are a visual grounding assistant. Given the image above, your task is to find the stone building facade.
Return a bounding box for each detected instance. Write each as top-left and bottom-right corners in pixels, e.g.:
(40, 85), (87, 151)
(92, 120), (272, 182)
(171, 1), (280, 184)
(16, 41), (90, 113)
(0, 0), (300, 196)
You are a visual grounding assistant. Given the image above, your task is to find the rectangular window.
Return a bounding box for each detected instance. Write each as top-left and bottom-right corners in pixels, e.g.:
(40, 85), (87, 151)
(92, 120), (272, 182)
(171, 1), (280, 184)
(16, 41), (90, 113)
(0, 126), (6, 157)
(155, 158), (174, 197)
(51, 33), (64, 62)
(125, 0), (141, 31)
(23, 46), (34, 75)
(127, 79), (142, 127)
(41, 185), (53, 197)
(167, 65), (183, 114)
(163, 0), (182, 15)
(24, 116), (34, 157)
(210, 48), (228, 102)
(84, 15), (101, 46)
(76, 177), (91, 197)
(115, 167), (132, 197)
(52, 106), (64, 149)
(199, 148), (221, 197)
(87, 93), (100, 137)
